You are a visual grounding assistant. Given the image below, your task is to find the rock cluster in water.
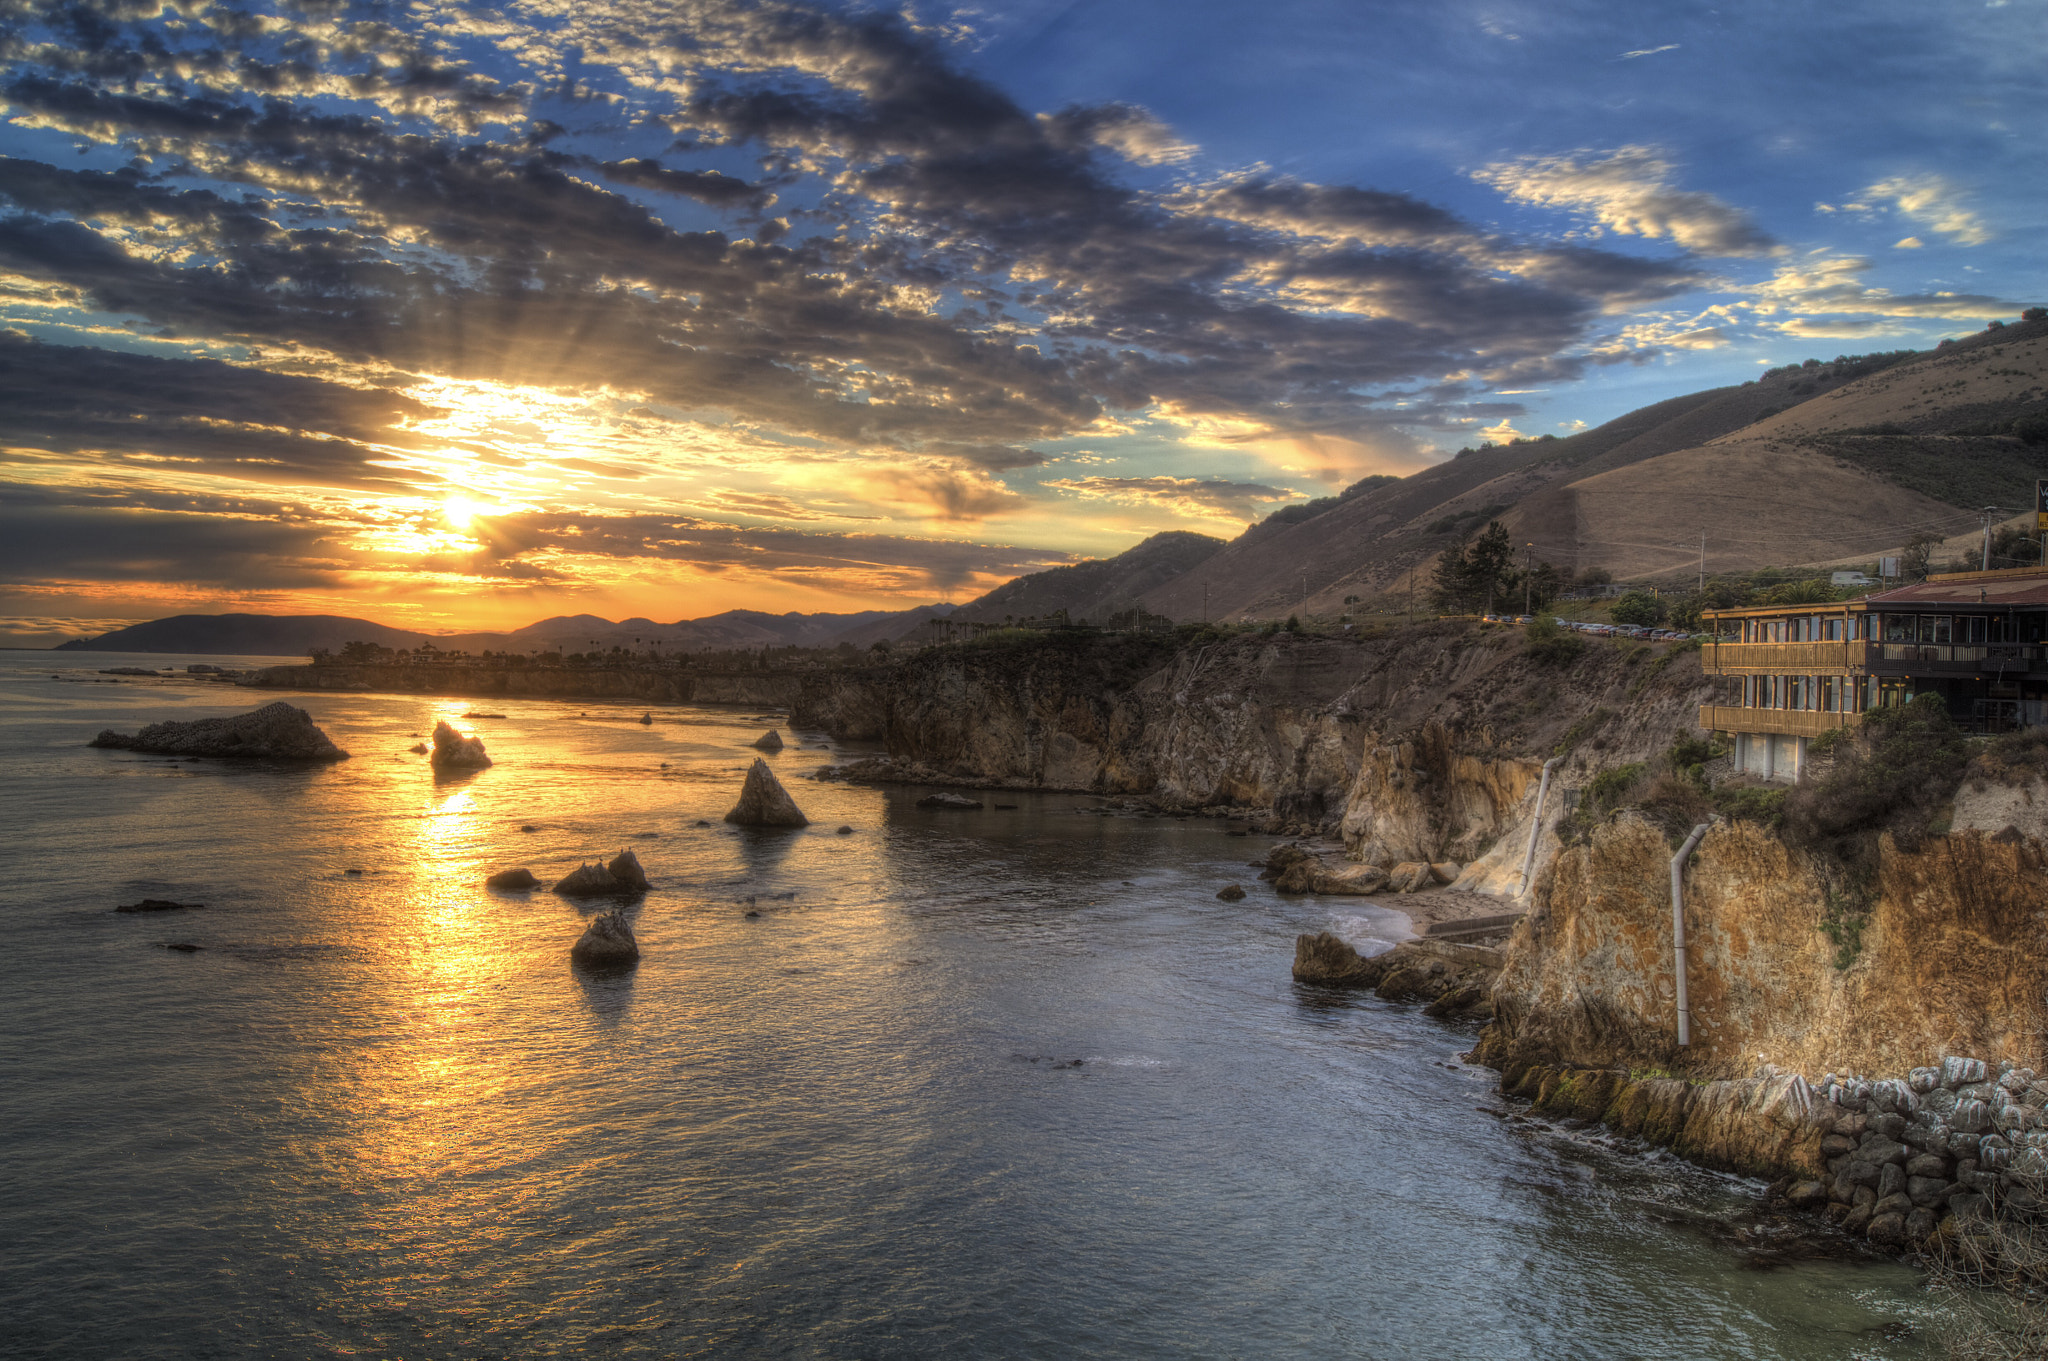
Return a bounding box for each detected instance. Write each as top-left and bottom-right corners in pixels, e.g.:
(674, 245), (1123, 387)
(1291, 931), (1496, 1020)
(1261, 843), (1459, 896)
(552, 849), (651, 896)
(429, 720), (491, 770)
(570, 909), (639, 966)
(916, 792), (983, 809)
(486, 868), (539, 890)
(89, 702), (349, 761)
(725, 758), (808, 826)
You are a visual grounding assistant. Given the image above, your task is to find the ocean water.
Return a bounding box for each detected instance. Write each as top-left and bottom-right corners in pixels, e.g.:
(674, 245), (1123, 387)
(0, 652), (1940, 1359)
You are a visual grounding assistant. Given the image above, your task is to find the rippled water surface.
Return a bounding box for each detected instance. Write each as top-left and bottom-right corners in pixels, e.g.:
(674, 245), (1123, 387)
(1, 653), (1940, 1358)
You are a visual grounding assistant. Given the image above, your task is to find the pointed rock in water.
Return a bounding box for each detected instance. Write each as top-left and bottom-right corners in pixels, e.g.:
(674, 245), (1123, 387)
(917, 792), (983, 809)
(553, 862), (624, 896)
(725, 758), (809, 827)
(752, 728), (784, 752)
(486, 868), (539, 890)
(89, 701), (348, 760)
(639, 712), (653, 725)
(429, 720), (492, 770)
(571, 909), (639, 966)
(408, 743), (428, 754)
(606, 848), (650, 892)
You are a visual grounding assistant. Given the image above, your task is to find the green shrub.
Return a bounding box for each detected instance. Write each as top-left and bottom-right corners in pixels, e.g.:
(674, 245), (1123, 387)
(1784, 693), (1969, 856)
(1610, 591), (1665, 627)
(1711, 785), (1788, 829)
(1524, 614), (1585, 665)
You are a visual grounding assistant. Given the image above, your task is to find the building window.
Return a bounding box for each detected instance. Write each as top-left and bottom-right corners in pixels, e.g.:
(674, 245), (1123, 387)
(1884, 615), (1912, 642)
(1963, 616), (1987, 644)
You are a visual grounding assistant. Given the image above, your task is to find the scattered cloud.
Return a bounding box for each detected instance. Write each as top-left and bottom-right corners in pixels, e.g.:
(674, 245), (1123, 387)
(1042, 475), (1296, 522)
(1618, 44), (1680, 59)
(1895, 237), (1924, 249)
(1474, 146), (1778, 257)
(1864, 175), (1992, 245)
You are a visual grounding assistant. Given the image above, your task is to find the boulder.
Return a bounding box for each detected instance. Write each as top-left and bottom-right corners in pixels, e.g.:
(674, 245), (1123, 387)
(1216, 884), (1247, 902)
(1784, 1179), (1829, 1209)
(752, 729), (785, 752)
(1427, 861), (1462, 885)
(429, 720), (492, 770)
(606, 849), (650, 892)
(487, 868), (539, 890)
(1387, 862), (1435, 893)
(837, 825), (854, 835)
(570, 910), (639, 966)
(916, 792), (983, 809)
(1311, 864), (1389, 895)
(639, 712), (653, 725)
(89, 701), (349, 760)
(725, 758), (809, 827)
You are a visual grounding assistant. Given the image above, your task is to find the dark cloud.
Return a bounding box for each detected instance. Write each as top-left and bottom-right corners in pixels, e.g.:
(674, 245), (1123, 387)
(0, 500), (344, 588)
(0, 332), (437, 491)
(595, 157), (772, 210)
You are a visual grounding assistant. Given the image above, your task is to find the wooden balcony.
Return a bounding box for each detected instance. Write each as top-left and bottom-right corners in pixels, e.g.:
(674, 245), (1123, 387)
(1702, 640), (1867, 675)
(1699, 705), (1863, 738)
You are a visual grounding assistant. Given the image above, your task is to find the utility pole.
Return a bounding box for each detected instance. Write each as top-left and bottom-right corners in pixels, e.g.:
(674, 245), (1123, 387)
(1300, 570), (1308, 622)
(1699, 530), (1706, 593)
(1523, 542), (1534, 616)
(1982, 507), (1999, 570)
(1202, 581), (1209, 624)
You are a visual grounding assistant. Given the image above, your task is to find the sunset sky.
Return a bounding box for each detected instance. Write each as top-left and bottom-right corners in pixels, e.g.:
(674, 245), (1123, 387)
(0, 0), (2039, 644)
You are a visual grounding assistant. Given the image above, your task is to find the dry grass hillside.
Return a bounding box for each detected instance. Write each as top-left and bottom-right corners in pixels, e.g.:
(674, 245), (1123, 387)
(1125, 313), (2048, 618)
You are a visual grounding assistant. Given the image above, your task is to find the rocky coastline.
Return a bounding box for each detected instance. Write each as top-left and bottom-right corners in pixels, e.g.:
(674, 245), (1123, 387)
(89, 701), (349, 760)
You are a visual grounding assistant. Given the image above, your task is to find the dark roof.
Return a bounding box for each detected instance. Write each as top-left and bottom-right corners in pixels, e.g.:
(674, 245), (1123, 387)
(1866, 569), (2048, 608)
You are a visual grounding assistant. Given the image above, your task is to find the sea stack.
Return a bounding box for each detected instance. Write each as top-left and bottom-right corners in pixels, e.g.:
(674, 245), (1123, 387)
(751, 728), (784, 752)
(88, 701), (348, 760)
(552, 849), (652, 896)
(725, 757), (809, 827)
(429, 720), (492, 770)
(570, 910), (639, 966)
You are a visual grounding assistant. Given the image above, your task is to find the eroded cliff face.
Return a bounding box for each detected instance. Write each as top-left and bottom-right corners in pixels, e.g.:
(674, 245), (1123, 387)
(788, 628), (1718, 867)
(1477, 815), (2048, 1082)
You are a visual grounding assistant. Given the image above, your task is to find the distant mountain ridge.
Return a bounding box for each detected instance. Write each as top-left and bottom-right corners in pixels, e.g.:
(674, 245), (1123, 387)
(55, 605), (957, 655)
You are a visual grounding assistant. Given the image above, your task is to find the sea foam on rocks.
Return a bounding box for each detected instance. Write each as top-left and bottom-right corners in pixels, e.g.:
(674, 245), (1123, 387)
(89, 701), (349, 760)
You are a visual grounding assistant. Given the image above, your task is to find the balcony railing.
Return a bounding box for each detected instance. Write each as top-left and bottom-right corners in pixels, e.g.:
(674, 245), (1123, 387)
(1702, 640), (1866, 674)
(1698, 705), (1864, 738)
(1869, 644), (2045, 669)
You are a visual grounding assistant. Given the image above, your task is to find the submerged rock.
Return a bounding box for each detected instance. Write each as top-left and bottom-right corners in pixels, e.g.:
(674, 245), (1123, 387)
(837, 825), (854, 835)
(725, 758), (809, 827)
(117, 898), (201, 913)
(570, 910), (639, 966)
(639, 712), (653, 726)
(408, 742), (428, 754)
(752, 728), (784, 752)
(1216, 884), (1247, 902)
(90, 701), (348, 761)
(429, 720), (492, 770)
(486, 868), (539, 890)
(916, 792), (983, 810)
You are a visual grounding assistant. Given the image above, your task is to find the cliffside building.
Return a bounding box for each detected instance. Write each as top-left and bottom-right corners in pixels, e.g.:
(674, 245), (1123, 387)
(1701, 565), (2048, 781)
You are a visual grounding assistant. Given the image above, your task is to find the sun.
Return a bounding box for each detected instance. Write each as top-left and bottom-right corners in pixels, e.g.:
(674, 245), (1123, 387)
(443, 497), (480, 530)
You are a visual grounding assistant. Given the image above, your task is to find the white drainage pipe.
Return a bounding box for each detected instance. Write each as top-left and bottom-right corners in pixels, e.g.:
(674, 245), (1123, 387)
(1671, 821), (1714, 1047)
